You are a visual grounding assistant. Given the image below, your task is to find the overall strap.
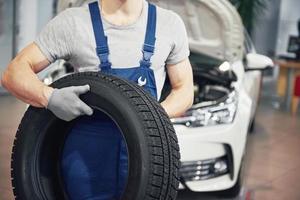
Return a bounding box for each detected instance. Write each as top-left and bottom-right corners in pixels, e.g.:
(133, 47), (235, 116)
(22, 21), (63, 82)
(140, 3), (157, 68)
(89, 2), (112, 70)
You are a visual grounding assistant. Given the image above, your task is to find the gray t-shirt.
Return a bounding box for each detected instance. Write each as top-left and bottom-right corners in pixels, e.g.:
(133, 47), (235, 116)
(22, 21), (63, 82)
(35, 1), (190, 99)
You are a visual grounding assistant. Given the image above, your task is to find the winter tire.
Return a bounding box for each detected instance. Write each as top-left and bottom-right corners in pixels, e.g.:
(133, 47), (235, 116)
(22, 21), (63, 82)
(11, 72), (180, 200)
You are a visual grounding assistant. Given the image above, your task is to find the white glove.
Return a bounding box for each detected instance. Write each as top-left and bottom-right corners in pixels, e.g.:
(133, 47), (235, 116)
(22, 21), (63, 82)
(47, 85), (93, 121)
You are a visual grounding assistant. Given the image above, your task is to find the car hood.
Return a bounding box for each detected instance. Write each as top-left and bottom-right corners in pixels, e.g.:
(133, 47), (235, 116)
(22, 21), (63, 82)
(56, 0), (244, 62)
(151, 0), (244, 62)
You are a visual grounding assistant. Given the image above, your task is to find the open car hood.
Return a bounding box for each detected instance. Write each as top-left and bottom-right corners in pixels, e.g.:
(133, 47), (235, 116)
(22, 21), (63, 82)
(151, 0), (244, 62)
(56, 0), (244, 62)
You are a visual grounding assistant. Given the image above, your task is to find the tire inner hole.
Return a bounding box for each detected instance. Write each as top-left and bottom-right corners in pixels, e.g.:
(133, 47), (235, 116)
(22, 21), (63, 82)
(61, 110), (129, 199)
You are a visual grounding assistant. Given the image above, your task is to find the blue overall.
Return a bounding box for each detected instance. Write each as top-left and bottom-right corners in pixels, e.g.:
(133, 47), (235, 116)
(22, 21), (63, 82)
(61, 1), (158, 199)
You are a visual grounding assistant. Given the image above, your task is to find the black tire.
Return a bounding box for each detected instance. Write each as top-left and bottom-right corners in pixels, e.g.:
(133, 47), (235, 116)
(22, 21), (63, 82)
(217, 173), (242, 198)
(249, 118), (255, 133)
(11, 72), (180, 200)
(217, 159), (244, 198)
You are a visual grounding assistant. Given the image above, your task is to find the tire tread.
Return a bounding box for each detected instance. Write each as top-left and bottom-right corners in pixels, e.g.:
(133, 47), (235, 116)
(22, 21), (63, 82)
(11, 72), (180, 200)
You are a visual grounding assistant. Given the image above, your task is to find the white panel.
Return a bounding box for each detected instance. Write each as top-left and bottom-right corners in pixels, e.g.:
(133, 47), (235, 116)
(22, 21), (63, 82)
(0, 0), (14, 93)
(37, 1), (55, 32)
(0, 1), (13, 69)
(17, 0), (38, 51)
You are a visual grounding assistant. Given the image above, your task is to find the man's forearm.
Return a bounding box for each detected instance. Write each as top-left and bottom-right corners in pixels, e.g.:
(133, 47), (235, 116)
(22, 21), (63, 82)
(161, 87), (194, 118)
(1, 59), (53, 108)
(162, 59), (194, 118)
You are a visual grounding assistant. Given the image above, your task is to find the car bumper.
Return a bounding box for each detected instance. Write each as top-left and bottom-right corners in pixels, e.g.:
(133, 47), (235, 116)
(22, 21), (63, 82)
(175, 90), (252, 192)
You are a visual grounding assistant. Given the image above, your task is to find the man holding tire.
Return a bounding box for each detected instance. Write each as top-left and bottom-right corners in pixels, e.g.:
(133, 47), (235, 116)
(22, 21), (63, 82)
(2, 0), (193, 119)
(2, 0), (193, 199)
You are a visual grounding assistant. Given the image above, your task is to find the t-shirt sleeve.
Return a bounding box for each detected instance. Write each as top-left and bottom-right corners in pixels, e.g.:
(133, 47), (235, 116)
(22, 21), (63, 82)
(35, 10), (74, 63)
(166, 12), (190, 65)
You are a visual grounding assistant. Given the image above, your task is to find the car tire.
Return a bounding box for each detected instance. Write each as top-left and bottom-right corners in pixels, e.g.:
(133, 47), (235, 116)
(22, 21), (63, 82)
(217, 172), (242, 198)
(11, 72), (180, 200)
(217, 157), (245, 198)
(249, 118), (255, 133)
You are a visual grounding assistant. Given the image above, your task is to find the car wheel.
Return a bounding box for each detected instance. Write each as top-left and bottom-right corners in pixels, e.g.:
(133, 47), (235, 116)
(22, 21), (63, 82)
(217, 172), (242, 198)
(217, 156), (245, 198)
(11, 72), (180, 200)
(249, 118), (256, 133)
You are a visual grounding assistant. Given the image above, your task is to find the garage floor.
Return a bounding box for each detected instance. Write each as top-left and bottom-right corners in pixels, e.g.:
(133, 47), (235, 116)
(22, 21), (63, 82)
(0, 79), (300, 200)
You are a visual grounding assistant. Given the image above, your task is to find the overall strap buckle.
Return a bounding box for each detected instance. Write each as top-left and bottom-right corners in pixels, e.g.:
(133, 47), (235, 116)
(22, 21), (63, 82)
(142, 44), (155, 61)
(140, 3), (157, 68)
(96, 46), (111, 70)
(96, 46), (109, 63)
(89, 2), (112, 70)
(140, 44), (154, 68)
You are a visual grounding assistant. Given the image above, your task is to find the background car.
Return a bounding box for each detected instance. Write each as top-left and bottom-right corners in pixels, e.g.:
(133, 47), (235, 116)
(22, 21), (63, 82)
(156, 0), (274, 197)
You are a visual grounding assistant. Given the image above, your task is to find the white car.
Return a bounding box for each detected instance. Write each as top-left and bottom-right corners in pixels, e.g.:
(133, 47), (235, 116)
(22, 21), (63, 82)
(50, 0), (274, 198)
(155, 0), (274, 197)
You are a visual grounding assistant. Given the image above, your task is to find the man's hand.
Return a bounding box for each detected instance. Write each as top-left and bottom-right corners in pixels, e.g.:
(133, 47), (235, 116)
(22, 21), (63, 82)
(47, 85), (93, 121)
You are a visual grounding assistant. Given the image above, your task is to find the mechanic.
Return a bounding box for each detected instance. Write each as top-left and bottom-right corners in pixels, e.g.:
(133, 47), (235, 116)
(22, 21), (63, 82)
(1, 0), (193, 199)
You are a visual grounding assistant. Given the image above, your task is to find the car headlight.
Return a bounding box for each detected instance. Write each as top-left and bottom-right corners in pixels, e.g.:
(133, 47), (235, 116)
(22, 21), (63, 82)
(171, 91), (238, 127)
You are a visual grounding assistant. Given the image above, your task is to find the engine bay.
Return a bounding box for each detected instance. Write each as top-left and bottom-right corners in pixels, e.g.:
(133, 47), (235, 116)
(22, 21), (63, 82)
(185, 53), (237, 109)
(192, 63), (237, 107)
(170, 55), (239, 127)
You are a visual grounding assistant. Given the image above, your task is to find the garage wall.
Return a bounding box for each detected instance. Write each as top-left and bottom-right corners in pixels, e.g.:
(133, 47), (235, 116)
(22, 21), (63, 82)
(276, 0), (300, 56)
(17, 0), (38, 52)
(240, 0), (300, 58)
(0, 0), (54, 94)
(18, 0), (54, 51)
(251, 0), (281, 57)
(0, 0), (15, 94)
(37, 1), (55, 33)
